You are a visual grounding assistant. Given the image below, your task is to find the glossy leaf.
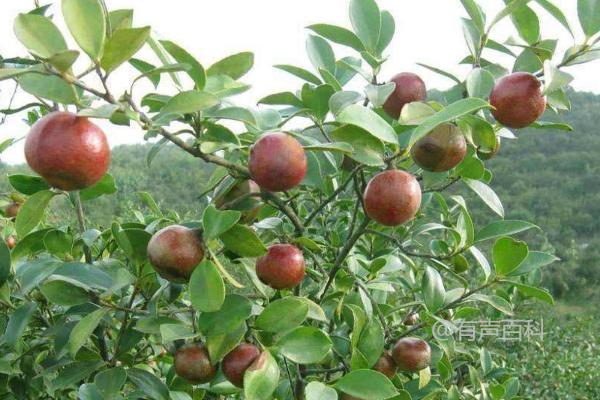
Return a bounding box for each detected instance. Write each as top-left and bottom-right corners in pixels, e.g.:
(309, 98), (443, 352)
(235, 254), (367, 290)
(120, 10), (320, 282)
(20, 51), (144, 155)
(189, 260), (225, 312)
(14, 13), (67, 58)
(207, 52), (254, 80)
(337, 104), (398, 144)
(62, 0), (106, 60)
(69, 308), (108, 356)
(15, 190), (55, 237)
(101, 26), (151, 72)
(493, 237), (528, 276)
(255, 297), (308, 333)
(277, 326), (332, 364)
(335, 370), (397, 399)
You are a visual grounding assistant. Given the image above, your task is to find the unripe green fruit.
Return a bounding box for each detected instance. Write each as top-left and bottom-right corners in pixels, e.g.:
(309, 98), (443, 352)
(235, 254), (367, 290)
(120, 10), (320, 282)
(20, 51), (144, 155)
(477, 136), (501, 161)
(452, 254), (469, 273)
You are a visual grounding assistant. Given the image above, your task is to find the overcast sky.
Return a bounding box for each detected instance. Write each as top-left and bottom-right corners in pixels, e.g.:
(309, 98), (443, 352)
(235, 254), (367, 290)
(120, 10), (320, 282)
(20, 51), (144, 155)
(0, 0), (596, 164)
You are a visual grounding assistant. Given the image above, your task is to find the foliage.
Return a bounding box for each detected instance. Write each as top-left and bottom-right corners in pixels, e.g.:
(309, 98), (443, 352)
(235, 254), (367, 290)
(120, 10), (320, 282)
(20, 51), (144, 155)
(0, 0), (599, 399)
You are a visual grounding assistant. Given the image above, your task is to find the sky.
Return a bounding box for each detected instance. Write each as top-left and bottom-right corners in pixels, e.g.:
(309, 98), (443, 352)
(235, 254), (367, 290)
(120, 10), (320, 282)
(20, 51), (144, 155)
(0, 0), (597, 165)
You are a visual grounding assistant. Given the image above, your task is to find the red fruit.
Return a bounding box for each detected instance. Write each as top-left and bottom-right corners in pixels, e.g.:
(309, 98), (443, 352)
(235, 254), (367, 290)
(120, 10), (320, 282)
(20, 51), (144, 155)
(383, 72), (427, 119)
(392, 337), (431, 372)
(373, 353), (397, 378)
(256, 244), (305, 290)
(490, 72), (546, 129)
(6, 236), (16, 249)
(411, 124), (467, 172)
(363, 170), (422, 226)
(222, 343), (261, 387)
(249, 132), (307, 192)
(147, 225), (204, 283)
(24, 111), (110, 191)
(5, 203), (20, 219)
(174, 343), (216, 384)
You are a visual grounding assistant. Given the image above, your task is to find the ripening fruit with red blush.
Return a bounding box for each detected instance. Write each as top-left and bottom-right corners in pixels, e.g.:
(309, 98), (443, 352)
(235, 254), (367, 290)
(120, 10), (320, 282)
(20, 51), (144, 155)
(256, 244), (305, 289)
(5, 203), (20, 219)
(363, 170), (422, 226)
(174, 343), (216, 384)
(411, 124), (467, 172)
(249, 132), (307, 192)
(373, 352), (397, 378)
(490, 72), (546, 129)
(222, 343), (261, 387)
(6, 236), (16, 249)
(383, 72), (427, 119)
(392, 337), (431, 372)
(147, 225), (204, 283)
(24, 111), (110, 191)
(214, 179), (262, 222)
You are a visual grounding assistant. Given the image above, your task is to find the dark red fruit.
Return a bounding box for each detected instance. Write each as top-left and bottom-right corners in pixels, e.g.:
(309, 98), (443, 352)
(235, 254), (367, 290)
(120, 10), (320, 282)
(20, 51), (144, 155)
(363, 170), (422, 226)
(222, 343), (261, 387)
(490, 72), (546, 129)
(5, 203), (20, 219)
(24, 111), (110, 191)
(392, 337), (431, 372)
(383, 72), (427, 119)
(249, 132), (307, 192)
(256, 244), (305, 290)
(373, 352), (397, 378)
(411, 124), (467, 172)
(147, 225), (204, 283)
(174, 343), (216, 384)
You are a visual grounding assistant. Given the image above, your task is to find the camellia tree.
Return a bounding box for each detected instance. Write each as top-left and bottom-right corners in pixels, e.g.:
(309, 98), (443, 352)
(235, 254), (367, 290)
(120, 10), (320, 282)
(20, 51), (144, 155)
(0, 0), (599, 399)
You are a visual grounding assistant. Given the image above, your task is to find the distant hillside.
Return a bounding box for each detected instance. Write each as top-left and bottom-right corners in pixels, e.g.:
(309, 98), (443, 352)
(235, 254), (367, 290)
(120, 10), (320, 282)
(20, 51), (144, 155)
(1, 90), (599, 298)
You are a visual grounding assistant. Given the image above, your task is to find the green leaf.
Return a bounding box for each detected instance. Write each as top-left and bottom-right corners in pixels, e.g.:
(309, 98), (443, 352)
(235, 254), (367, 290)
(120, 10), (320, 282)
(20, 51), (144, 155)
(335, 370), (398, 399)
(513, 282), (554, 304)
(463, 178), (504, 217)
(466, 68), (495, 99)
(259, 92), (305, 108)
(8, 174), (49, 195)
(305, 382), (338, 400)
(476, 220), (539, 242)
(14, 13), (67, 58)
(460, 0), (486, 32)
(510, 3), (540, 44)
(469, 293), (513, 315)
(160, 90), (220, 115)
(69, 308), (108, 356)
(78, 104), (120, 120)
(493, 237), (528, 276)
(578, 0), (600, 37)
(160, 324), (196, 342)
(0, 239), (9, 287)
(274, 64), (322, 85)
(365, 82), (395, 107)
(127, 368), (169, 400)
(80, 174), (117, 201)
(202, 205), (241, 240)
(189, 260), (225, 312)
(337, 104), (398, 144)
(462, 18), (481, 56)
(197, 294), (252, 336)
(535, 0), (573, 37)
(160, 40), (206, 89)
(53, 361), (104, 391)
(330, 125), (385, 166)
(94, 368), (127, 400)
(255, 297), (308, 333)
(422, 267), (446, 312)
(329, 91), (363, 115)
(40, 278), (90, 306)
(306, 35), (336, 75)
(301, 84), (335, 120)
(15, 190), (55, 237)
(488, 0), (534, 31)
(4, 302), (37, 348)
(304, 142), (354, 154)
(277, 326), (333, 364)
(101, 26), (151, 73)
(543, 60), (574, 95)
(18, 73), (80, 104)
(220, 224), (267, 257)
(357, 320), (385, 367)
(349, 0), (381, 52)
(244, 351), (280, 400)
(416, 63), (462, 84)
(307, 24), (365, 52)
(108, 9), (133, 33)
(62, 0), (106, 60)
(509, 251), (558, 276)
(206, 322), (246, 362)
(376, 11), (396, 54)
(409, 98), (491, 146)
(207, 52), (254, 80)
(47, 50), (80, 73)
